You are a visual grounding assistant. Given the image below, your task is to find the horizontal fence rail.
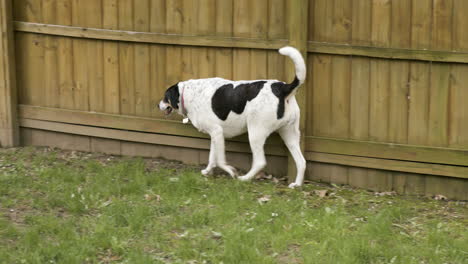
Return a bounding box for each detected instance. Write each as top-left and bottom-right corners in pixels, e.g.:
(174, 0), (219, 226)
(14, 21), (468, 64)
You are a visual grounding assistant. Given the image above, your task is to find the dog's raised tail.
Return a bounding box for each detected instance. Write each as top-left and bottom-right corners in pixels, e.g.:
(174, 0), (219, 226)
(279, 46), (306, 86)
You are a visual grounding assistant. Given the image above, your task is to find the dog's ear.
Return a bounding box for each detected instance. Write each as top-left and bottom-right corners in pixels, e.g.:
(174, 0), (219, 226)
(164, 83), (180, 109)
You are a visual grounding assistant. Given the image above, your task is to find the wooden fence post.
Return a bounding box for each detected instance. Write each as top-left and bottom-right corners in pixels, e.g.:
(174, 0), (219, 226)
(0, 0), (19, 147)
(287, 0), (309, 182)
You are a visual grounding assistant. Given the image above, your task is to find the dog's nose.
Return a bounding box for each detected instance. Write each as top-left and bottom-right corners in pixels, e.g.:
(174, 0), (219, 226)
(158, 100), (166, 111)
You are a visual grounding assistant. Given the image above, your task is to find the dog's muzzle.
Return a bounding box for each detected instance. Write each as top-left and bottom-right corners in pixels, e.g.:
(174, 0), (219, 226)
(159, 101), (173, 115)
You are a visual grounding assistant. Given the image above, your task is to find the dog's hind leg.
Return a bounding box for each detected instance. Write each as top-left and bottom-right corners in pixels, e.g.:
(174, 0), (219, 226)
(209, 126), (237, 178)
(201, 140), (216, 176)
(278, 123), (306, 188)
(238, 128), (270, 182)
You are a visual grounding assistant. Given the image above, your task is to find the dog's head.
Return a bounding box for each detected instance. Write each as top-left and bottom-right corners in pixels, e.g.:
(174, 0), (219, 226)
(159, 83), (180, 115)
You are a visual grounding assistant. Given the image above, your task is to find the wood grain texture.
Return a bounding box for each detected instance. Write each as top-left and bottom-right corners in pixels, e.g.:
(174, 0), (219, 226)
(42, 0), (59, 108)
(0, 0), (19, 147)
(134, 0), (151, 117)
(118, 0), (135, 115)
(103, 0), (120, 115)
(56, 0), (74, 110)
(368, 0), (392, 190)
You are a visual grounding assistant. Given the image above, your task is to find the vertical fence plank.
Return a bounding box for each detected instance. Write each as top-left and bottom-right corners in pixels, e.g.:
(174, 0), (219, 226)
(233, 0), (251, 80)
(57, 0), (74, 110)
(134, 0), (151, 117)
(369, 0), (392, 191)
(181, 0), (196, 80)
(348, 0), (371, 188)
(69, 0), (92, 149)
(250, 0), (268, 80)
(103, 0), (120, 115)
(166, 0), (182, 86)
(450, 0), (468, 149)
(267, 0), (286, 81)
(408, 0), (431, 146)
(389, 0), (410, 144)
(197, 0), (216, 78)
(370, 0), (391, 141)
(97, 0), (121, 154)
(0, 0), (19, 147)
(164, 0), (183, 122)
(388, 0), (410, 194)
(71, 0), (89, 111)
(446, 0), (468, 198)
(330, 0), (351, 139)
(311, 56), (331, 138)
(427, 0), (452, 147)
(427, 63), (450, 148)
(287, 0), (309, 183)
(43, 0), (59, 108)
(20, 1), (44, 107)
(311, 0), (333, 42)
(328, 0), (351, 184)
(215, 0), (233, 80)
(87, 1), (104, 113)
(432, 0), (453, 51)
(405, 0), (433, 194)
(150, 0), (167, 119)
(118, 0), (135, 115)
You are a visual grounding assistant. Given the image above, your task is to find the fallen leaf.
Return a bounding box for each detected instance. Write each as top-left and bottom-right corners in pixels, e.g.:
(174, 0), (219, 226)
(433, 194), (447, 201)
(176, 231), (189, 238)
(100, 200), (112, 207)
(257, 195), (271, 204)
(144, 194), (161, 202)
(374, 191), (396, 196)
(255, 172), (273, 180)
(314, 190), (328, 198)
(211, 231), (223, 240)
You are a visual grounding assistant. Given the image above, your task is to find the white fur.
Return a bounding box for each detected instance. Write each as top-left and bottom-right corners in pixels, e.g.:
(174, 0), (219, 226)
(160, 46), (306, 188)
(279, 46), (306, 85)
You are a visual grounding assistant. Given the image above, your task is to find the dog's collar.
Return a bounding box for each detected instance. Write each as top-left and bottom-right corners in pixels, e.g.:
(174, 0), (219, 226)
(181, 86), (187, 116)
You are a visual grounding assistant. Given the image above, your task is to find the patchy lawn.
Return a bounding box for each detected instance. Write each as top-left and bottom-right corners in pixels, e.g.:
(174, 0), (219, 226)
(0, 147), (467, 264)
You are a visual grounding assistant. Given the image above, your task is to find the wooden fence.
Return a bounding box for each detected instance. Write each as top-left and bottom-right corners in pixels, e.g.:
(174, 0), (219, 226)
(0, 0), (467, 199)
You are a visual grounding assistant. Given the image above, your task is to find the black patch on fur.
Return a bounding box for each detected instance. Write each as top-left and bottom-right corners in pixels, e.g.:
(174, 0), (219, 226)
(212, 81), (267, 121)
(163, 83), (180, 109)
(271, 76), (300, 119)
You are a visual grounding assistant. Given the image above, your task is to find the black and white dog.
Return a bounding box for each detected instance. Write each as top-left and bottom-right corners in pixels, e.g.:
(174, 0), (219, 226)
(159, 46), (306, 188)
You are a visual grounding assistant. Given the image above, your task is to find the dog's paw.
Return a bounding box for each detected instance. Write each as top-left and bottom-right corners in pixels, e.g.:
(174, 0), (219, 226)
(221, 165), (238, 178)
(288, 182), (302, 189)
(201, 168), (212, 176)
(237, 175), (251, 182)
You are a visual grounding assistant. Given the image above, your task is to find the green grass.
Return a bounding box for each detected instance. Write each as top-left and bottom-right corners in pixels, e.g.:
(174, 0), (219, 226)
(0, 147), (467, 264)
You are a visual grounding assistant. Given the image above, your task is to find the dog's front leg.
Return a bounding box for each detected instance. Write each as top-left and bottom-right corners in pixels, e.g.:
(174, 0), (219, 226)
(209, 126), (237, 178)
(201, 140), (216, 175)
